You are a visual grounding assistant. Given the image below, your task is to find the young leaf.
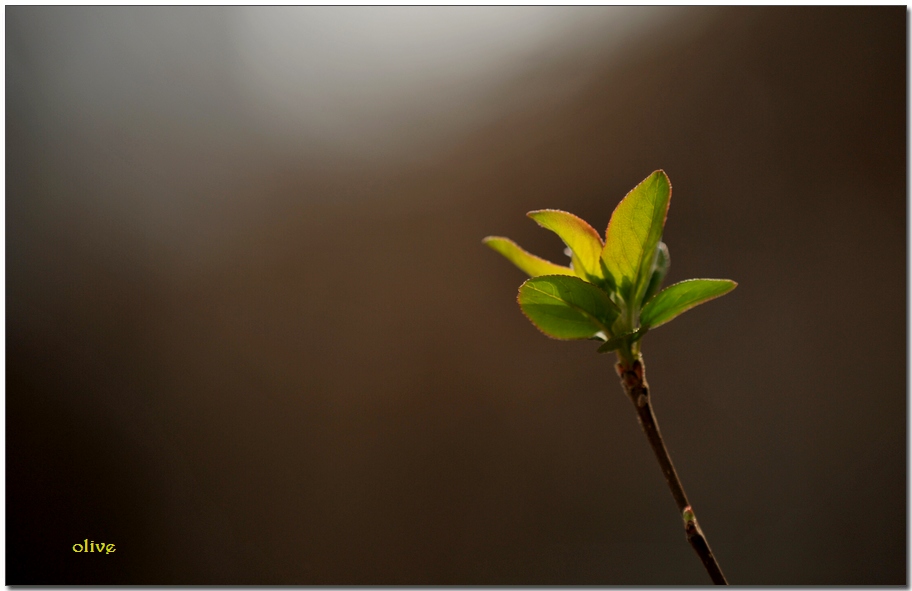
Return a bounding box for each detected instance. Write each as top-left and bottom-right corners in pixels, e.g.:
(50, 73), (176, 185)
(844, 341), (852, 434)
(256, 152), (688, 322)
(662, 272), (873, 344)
(601, 171), (671, 306)
(518, 275), (619, 340)
(640, 279), (737, 329)
(483, 236), (575, 278)
(641, 241), (670, 306)
(527, 210), (604, 281)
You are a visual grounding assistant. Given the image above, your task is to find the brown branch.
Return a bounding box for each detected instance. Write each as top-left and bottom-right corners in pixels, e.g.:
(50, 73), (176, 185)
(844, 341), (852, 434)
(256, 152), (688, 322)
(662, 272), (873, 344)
(616, 357), (728, 585)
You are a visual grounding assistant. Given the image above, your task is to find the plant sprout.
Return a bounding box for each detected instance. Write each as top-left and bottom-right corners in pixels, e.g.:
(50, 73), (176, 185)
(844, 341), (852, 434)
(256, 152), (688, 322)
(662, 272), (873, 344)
(483, 170), (735, 584)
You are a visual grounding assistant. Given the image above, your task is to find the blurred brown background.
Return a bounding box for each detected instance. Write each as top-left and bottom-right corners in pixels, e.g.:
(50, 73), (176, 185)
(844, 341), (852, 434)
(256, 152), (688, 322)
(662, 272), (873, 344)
(6, 6), (905, 585)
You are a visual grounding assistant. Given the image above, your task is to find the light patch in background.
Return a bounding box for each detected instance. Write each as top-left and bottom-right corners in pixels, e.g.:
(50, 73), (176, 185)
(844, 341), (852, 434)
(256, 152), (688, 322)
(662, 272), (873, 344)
(6, 7), (693, 161)
(6, 6), (696, 259)
(229, 7), (686, 158)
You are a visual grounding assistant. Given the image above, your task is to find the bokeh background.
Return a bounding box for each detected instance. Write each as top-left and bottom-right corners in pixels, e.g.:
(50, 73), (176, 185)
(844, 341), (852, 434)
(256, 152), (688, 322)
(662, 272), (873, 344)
(6, 6), (905, 585)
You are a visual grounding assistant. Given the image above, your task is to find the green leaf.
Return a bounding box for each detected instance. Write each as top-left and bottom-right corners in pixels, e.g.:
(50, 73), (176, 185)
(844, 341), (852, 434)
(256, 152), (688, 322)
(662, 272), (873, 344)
(640, 279), (737, 329)
(641, 241), (670, 306)
(601, 170), (671, 306)
(483, 236), (575, 278)
(518, 275), (620, 340)
(527, 210), (604, 281)
(596, 327), (646, 353)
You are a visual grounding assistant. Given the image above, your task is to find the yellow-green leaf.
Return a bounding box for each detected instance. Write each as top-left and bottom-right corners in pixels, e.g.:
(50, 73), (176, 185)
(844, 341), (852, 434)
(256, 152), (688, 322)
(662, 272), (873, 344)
(518, 275), (619, 340)
(640, 279), (737, 329)
(601, 171), (671, 305)
(527, 210), (604, 281)
(483, 236), (575, 278)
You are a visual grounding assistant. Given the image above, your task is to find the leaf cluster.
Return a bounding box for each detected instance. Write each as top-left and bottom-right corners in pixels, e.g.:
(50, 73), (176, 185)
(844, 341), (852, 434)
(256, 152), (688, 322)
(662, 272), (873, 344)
(484, 170), (736, 364)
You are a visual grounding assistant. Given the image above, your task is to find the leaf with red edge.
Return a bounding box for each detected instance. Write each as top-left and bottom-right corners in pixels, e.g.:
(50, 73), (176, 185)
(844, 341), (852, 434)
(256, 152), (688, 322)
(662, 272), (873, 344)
(601, 171), (671, 306)
(527, 209), (604, 282)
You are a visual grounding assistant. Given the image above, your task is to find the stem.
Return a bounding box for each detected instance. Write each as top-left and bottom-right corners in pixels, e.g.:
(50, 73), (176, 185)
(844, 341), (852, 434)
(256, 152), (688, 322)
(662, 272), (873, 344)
(615, 356), (728, 585)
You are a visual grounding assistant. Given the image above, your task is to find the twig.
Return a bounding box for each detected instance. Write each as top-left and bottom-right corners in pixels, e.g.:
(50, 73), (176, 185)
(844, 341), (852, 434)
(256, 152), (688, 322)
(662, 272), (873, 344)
(616, 357), (728, 585)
